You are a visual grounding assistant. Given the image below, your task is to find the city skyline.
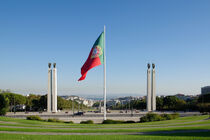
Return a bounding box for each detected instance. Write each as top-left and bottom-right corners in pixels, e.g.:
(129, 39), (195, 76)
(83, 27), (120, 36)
(1, 0), (210, 96)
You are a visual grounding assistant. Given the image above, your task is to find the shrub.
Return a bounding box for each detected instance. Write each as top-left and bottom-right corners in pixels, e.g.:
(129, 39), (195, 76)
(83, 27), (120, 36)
(140, 112), (180, 123)
(26, 115), (42, 121)
(124, 120), (136, 123)
(140, 113), (163, 122)
(47, 118), (63, 123)
(0, 108), (8, 116)
(64, 121), (74, 124)
(171, 113), (180, 119)
(102, 119), (125, 124)
(80, 120), (94, 124)
(0, 94), (9, 116)
(161, 113), (173, 120)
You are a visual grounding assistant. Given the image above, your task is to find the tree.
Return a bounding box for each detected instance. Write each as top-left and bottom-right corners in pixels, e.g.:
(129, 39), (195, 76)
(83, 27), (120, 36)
(175, 100), (187, 111)
(39, 95), (47, 110)
(92, 102), (100, 107)
(0, 94), (9, 115)
(163, 96), (179, 110)
(26, 94), (40, 111)
(198, 94), (210, 103)
(198, 103), (210, 117)
(156, 96), (164, 111)
(2, 93), (26, 111)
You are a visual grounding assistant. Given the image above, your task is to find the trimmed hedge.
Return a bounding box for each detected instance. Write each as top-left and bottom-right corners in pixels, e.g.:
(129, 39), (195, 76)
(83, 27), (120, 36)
(80, 120), (94, 124)
(140, 113), (180, 123)
(102, 120), (136, 124)
(64, 121), (74, 124)
(26, 115), (42, 121)
(160, 113), (173, 120)
(102, 119), (124, 124)
(124, 120), (136, 123)
(47, 118), (63, 123)
(171, 112), (180, 119)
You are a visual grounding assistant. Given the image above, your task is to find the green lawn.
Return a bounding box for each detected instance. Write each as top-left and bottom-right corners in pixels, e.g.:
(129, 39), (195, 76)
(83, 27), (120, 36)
(0, 133), (210, 140)
(0, 115), (209, 140)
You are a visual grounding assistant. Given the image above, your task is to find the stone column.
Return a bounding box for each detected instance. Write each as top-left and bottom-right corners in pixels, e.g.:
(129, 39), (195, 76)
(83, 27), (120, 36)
(47, 63), (52, 112)
(52, 63), (57, 113)
(151, 63), (156, 111)
(147, 63), (151, 112)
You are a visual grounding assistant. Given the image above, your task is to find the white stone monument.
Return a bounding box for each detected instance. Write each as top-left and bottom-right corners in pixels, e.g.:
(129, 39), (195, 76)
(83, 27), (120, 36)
(151, 63), (156, 111)
(147, 63), (151, 111)
(47, 63), (52, 112)
(146, 63), (156, 111)
(52, 63), (57, 113)
(47, 63), (57, 113)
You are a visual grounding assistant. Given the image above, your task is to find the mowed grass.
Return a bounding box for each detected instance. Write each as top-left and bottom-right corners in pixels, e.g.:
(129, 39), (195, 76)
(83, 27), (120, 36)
(0, 115), (209, 128)
(0, 133), (210, 140)
(0, 115), (209, 140)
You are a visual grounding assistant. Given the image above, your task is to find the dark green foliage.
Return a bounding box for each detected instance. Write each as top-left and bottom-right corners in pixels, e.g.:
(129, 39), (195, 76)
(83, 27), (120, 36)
(156, 96), (164, 111)
(140, 113), (162, 122)
(197, 103), (210, 115)
(25, 94), (88, 111)
(80, 120), (94, 124)
(2, 93), (26, 112)
(140, 113), (180, 123)
(26, 115), (42, 121)
(92, 102), (101, 107)
(124, 120), (136, 123)
(0, 94), (9, 115)
(102, 119), (136, 124)
(47, 118), (63, 123)
(64, 121), (74, 124)
(198, 94), (210, 103)
(160, 113), (173, 120)
(102, 119), (125, 124)
(156, 96), (187, 111)
(112, 99), (146, 110)
(2, 93), (26, 105)
(171, 113), (180, 119)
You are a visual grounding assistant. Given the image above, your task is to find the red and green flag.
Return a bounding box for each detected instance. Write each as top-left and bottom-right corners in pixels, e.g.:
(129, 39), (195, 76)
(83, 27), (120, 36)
(78, 32), (104, 81)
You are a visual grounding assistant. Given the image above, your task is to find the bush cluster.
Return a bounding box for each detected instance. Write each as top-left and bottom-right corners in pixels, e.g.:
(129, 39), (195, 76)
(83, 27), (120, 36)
(64, 121), (74, 124)
(26, 115), (42, 121)
(47, 118), (63, 123)
(102, 120), (136, 124)
(26, 115), (74, 124)
(171, 113), (180, 119)
(140, 113), (179, 122)
(80, 120), (94, 124)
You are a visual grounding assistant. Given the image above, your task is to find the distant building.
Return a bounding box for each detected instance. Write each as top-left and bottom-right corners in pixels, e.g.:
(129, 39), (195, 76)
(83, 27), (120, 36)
(201, 86), (210, 95)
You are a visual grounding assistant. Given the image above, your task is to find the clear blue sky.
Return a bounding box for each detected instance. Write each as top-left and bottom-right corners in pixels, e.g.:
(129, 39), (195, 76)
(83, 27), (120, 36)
(0, 0), (210, 96)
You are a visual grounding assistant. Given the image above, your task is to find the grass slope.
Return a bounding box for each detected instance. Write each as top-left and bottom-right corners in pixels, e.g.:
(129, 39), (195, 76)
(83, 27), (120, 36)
(0, 115), (209, 140)
(0, 133), (210, 140)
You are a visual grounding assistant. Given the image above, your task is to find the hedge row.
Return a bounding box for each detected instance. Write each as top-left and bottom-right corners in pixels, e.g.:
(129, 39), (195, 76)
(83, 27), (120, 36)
(140, 113), (179, 122)
(102, 120), (135, 124)
(80, 120), (94, 124)
(26, 115), (74, 123)
(26, 113), (180, 124)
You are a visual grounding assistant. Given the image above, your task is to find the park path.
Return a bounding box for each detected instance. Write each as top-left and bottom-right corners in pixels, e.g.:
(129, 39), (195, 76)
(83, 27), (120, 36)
(0, 129), (209, 135)
(0, 123), (210, 130)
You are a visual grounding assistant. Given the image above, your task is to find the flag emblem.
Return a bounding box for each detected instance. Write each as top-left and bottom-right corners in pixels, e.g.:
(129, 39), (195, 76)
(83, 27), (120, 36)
(91, 46), (102, 58)
(78, 32), (104, 81)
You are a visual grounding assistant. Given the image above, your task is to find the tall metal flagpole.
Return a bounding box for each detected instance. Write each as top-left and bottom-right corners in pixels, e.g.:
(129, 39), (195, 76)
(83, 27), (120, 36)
(103, 25), (107, 120)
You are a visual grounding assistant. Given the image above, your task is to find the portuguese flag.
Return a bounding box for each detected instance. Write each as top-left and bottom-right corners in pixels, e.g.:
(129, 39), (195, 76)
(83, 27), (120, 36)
(78, 32), (104, 81)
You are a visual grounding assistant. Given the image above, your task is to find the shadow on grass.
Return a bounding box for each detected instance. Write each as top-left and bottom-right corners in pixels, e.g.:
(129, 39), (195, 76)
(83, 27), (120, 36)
(142, 129), (210, 137)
